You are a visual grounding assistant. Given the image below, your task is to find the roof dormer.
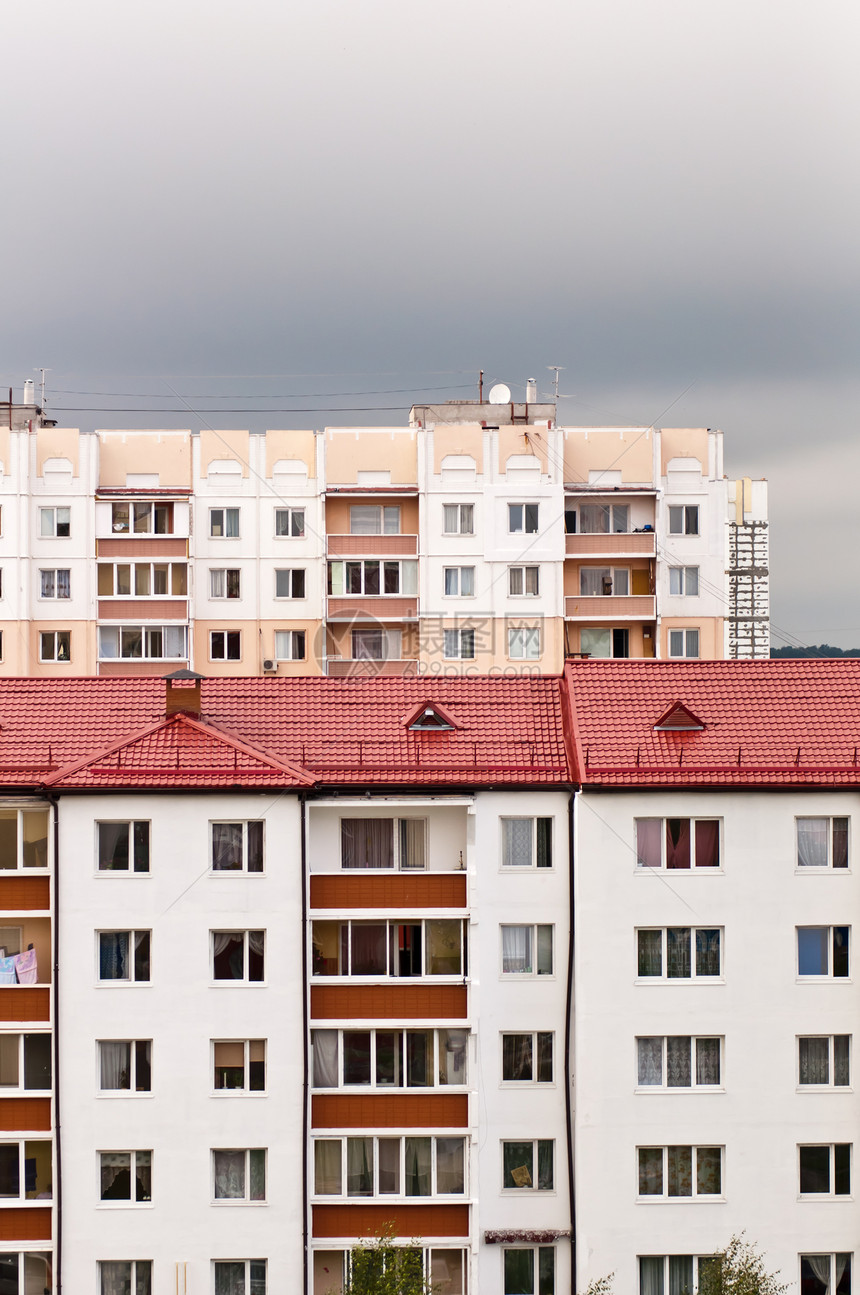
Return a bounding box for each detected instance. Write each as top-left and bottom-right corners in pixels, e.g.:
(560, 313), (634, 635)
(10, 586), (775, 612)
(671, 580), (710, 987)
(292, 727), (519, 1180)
(653, 701), (705, 732)
(403, 701), (459, 732)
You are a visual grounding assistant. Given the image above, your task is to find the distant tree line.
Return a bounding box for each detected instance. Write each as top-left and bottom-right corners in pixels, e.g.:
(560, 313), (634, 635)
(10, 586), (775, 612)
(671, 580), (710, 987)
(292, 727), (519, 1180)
(771, 644), (860, 658)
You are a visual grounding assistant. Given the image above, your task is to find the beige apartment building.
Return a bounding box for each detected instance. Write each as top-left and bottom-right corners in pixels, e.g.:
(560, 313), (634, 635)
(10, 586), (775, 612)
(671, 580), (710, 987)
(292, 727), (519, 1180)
(0, 388), (768, 676)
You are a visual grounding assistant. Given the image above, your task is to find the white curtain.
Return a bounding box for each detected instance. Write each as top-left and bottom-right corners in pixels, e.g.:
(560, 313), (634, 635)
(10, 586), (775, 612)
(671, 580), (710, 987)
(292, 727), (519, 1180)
(100, 1042), (130, 1090)
(214, 1150), (245, 1199)
(637, 1038), (662, 1085)
(502, 819), (532, 868)
(805, 1257), (832, 1293)
(797, 819), (828, 867)
(696, 1038), (721, 1085)
(400, 819), (426, 870)
(799, 1038), (829, 1084)
(639, 1258), (664, 1295)
(314, 1140), (342, 1194)
(502, 926), (530, 973)
(312, 1032), (339, 1088)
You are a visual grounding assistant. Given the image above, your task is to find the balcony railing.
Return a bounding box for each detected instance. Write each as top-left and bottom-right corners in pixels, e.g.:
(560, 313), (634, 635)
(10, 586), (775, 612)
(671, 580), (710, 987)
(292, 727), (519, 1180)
(565, 532), (656, 557)
(565, 594), (656, 620)
(327, 597), (418, 621)
(327, 534), (418, 557)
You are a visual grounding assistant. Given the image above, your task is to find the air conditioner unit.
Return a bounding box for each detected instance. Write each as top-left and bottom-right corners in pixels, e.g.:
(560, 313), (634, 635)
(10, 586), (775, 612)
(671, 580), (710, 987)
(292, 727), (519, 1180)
(262, 659), (278, 674)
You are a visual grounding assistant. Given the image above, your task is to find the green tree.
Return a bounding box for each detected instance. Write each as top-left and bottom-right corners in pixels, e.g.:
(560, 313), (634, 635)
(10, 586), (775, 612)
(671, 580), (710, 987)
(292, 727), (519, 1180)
(328, 1224), (435, 1295)
(697, 1235), (787, 1295)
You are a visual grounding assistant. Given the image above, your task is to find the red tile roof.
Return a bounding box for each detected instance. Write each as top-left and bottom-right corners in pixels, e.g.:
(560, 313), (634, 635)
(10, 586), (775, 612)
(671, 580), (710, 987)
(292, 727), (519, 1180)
(565, 659), (860, 786)
(0, 675), (569, 790)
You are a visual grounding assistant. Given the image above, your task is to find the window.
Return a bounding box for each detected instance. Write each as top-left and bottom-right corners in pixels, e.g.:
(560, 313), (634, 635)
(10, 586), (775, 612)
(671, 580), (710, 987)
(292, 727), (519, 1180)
(0, 1034), (51, 1091)
(0, 1141), (51, 1200)
(351, 628), (403, 661)
(100, 1261), (152, 1295)
(798, 1036), (850, 1087)
(341, 818), (426, 870)
(637, 928), (722, 979)
(636, 818), (720, 869)
(111, 501), (172, 534)
(210, 508), (240, 538)
(211, 822), (264, 873)
(508, 503), (539, 534)
(312, 919), (466, 978)
(0, 1255), (54, 1295)
(0, 809), (49, 870)
(213, 1041), (266, 1092)
(636, 1037), (722, 1088)
(275, 507), (305, 537)
(799, 1144), (851, 1196)
(443, 504), (474, 535)
(797, 926), (850, 977)
(443, 628), (475, 660)
(213, 1260), (266, 1295)
(504, 1248), (555, 1295)
(668, 628), (700, 658)
(502, 1140), (553, 1190)
(212, 931), (265, 982)
(98, 561), (187, 597)
(313, 1135), (465, 1197)
(275, 568), (305, 598)
(668, 505), (699, 535)
(509, 565), (540, 596)
(213, 1149), (266, 1202)
(669, 566), (699, 595)
(580, 627), (630, 659)
(349, 505), (400, 535)
(275, 630), (306, 661)
(800, 1256), (852, 1295)
(328, 559), (417, 596)
(638, 1145), (722, 1197)
(210, 569), (241, 599)
(501, 925), (553, 976)
(579, 567), (629, 596)
(502, 817), (552, 868)
(578, 503), (629, 534)
(444, 567), (475, 597)
(508, 627), (541, 659)
(98, 932), (150, 982)
(98, 1041), (151, 1093)
(797, 817), (849, 868)
(502, 1033), (553, 1083)
(99, 1150), (151, 1202)
(39, 631), (70, 662)
(211, 630), (241, 661)
(39, 569), (70, 599)
(98, 821), (150, 873)
(98, 625), (187, 660)
(639, 1257), (720, 1295)
(311, 1028), (468, 1089)
(39, 506), (70, 537)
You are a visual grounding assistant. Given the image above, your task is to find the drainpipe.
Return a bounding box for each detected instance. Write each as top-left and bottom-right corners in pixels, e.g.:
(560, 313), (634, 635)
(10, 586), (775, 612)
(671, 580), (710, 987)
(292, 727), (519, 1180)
(49, 792), (62, 1294)
(565, 790), (576, 1284)
(301, 794), (310, 1293)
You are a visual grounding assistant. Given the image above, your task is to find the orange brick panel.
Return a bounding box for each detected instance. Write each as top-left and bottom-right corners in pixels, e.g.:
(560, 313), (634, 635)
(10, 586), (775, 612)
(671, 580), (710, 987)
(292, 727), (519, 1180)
(0, 877), (50, 911)
(0, 1098), (51, 1132)
(98, 599), (188, 620)
(327, 597), (418, 620)
(97, 538), (188, 557)
(327, 535), (419, 557)
(311, 984), (467, 1021)
(311, 874), (466, 910)
(0, 1208), (52, 1241)
(313, 1203), (469, 1240)
(98, 662), (187, 677)
(0, 989), (50, 1022)
(312, 1093), (468, 1129)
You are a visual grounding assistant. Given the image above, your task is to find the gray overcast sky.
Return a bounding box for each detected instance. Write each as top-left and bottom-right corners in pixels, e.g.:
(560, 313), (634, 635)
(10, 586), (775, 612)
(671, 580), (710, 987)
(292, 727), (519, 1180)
(3, 0), (859, 648)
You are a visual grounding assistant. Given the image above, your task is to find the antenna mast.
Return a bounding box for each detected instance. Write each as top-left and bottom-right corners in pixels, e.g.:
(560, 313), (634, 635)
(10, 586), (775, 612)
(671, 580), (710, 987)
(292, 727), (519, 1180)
(547, 366), (563, 400)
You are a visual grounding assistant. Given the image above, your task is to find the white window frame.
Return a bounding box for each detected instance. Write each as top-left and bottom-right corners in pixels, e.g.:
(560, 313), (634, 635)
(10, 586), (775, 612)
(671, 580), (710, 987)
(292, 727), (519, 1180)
(508, 627), (541, 659)
(796, 816), (850, 870)
(210, 821), (265, 874)
(509, 565), (540, 597)
(98, 560), (187, 598)
(209, 507), (240, 539)
(0, 1254), (55, 1291)
(97, 930), (151, 984)
(339, 817), (427, 871)
(637, 1145), (724, 1199)
(668, 504), (699, 536)
(0, 808), (50, 871)
(500, 924), (554, 977)
(312, 918), (466, 980)
(668, 628), (700, 658)
(39, 506), (70, 538)
(638, 1255), (717, 1295)
(503, 1246), (556, 1295)
(39, 569), (70, 600)
(96, 820), (150, 874)
(635, 1036), (723, 1090)
(211, 930), (266, 984)
(275, 629), (306, 661)
(508, 503), (539, 534)
(212, 1040), (267, 1095)
(213, 1261), (266, 1293)
(443, 628), (475, 660)
(311, 1027), (469, 1091)
(97, 1039), (152, 1095)
(501, 1138), (554, 1191)
(209, 568), (241, 599)
(100, 1261), (152, 1294)
(98, 1149), (152, 1205)
(443, 566), (475, 598)
(500, 816), (553, 869)
(669, 566), (699, 595)
(312, 1134), (466, 1199)
(798, 1255), (853, 1295)
(797, 925), (851, 979)
(442, 503), (474, 535)
(0, 1140), (52, 1203)
(348, 504), (400, 535)
(328, 558), (416, 597)
(798, 1143), (852, 1198)
(579, 567), (629, 597)
(211, 1148), (267, 1203)
(0, 1033), (52, 1093)
(636, 927), (723, 981)
(111, 501), (172, 535)
(39, 630), (71, 663)
(797, 1035), (851, 1089)
(275, 507), (305, 537)
(210, 629), (241, 662)
(274, 568), (306, 599)
(97, 625), (187, 662)
(634, 817), (721, 870)
(501, 1032), (554, 1084)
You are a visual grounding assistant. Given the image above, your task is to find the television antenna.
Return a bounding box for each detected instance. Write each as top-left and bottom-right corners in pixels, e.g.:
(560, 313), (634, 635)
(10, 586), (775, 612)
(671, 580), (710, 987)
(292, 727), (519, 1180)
(547, 366), (564, 400)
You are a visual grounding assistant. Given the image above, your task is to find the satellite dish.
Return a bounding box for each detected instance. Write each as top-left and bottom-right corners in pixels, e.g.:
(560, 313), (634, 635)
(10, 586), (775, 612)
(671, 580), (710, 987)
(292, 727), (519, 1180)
(488, 383), (511, 404)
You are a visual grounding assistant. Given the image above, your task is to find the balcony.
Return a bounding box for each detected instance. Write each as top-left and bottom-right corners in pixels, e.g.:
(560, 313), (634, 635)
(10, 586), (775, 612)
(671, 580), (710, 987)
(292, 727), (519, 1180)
(327, 534), (418, 557)
(98, 599), (188, 620)
(97, 537), (189, 558)
(565, 594), (656, 620)
(327, 597), (418, 621)
(565, 532), (656, 557)
(326, 658), (419, 677)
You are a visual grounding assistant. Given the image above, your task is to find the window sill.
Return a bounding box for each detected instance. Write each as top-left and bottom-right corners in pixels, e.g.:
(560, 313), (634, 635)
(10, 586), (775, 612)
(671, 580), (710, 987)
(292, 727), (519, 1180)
(794, 869), (852, 876)
(796, 1086), (853, 1093)
(634, 1086), (724, 1095)
(210, 981), (268, 988)
(97, 1202), (153, 1210)
(96, 981), (151, 988)
(634, 978), (725, 986)
(210, 1091), (268, 1098)
(634, 867), (723, 875)
(0, 1199), (52, 1208)
(798, 1194), (853, 1202)
(636, 1195), (724, 1204)
(796, 978), (852, 984)
(97, 1092), (153, 1099)
(311, 976), (467, 985)
(94, 872), (152, 879)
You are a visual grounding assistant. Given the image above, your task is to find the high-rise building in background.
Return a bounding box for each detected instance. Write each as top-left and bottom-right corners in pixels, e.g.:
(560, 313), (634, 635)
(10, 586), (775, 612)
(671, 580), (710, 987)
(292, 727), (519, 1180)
(0, 385), (768, 677)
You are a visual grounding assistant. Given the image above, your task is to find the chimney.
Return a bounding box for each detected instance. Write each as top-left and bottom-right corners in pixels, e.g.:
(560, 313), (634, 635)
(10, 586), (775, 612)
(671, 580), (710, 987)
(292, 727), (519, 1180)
(23, 380), (35, 405)
(164, 668), (204, 717)
(526, 378), (537, 403)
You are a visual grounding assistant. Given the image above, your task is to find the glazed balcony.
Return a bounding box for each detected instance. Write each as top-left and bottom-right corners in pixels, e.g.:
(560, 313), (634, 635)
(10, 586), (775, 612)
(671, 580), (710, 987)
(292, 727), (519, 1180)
(565, 594), (657, 620)
(565, 532), (656, 558)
